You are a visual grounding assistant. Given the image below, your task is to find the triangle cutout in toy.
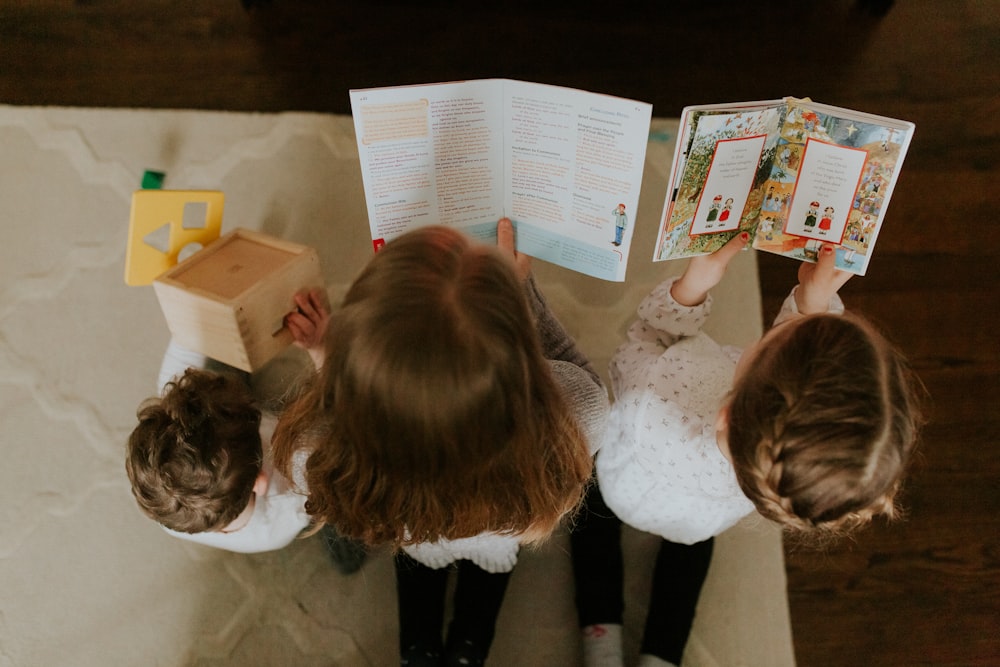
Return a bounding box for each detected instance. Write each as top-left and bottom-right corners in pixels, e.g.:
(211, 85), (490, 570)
(143, 222), (172, 254)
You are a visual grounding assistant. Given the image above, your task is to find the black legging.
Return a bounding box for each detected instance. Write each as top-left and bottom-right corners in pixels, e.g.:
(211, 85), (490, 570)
(571, 483), (714, 665)
(395, 552), (513, 655)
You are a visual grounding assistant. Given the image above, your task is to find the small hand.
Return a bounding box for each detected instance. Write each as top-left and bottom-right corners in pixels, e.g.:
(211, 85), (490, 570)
(795, 243), (852, 314)
(496, 217), (532, 281)
(670, 232), (749, 306)
(285, 287), (331, 368)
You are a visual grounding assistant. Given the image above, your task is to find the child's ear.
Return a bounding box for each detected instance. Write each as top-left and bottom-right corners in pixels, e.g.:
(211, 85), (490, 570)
(715, 402), (730, 430)
(252, 469), (269, 496)
(715, 404), (732, 461)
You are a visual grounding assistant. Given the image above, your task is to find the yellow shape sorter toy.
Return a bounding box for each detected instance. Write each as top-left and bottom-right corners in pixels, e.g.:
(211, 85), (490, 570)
(126, 190), (324, 372)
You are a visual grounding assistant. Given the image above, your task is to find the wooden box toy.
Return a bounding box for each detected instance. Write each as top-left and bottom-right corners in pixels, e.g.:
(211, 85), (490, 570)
(153, 227), (324, 372)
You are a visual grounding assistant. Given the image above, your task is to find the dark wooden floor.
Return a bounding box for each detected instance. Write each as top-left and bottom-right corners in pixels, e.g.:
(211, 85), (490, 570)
(2, 1), (997, 664)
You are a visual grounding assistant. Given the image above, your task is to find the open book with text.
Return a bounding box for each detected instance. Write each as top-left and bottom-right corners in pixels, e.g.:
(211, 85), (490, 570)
(350, 79), (653, 281)
(653, 98), (914, 275)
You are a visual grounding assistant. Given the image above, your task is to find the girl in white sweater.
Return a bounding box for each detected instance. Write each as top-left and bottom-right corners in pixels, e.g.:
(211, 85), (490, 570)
(573, 234), (922, 667)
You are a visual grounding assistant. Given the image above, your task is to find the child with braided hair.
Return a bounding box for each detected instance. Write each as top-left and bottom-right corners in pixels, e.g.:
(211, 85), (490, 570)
(572, 234), (922, 667)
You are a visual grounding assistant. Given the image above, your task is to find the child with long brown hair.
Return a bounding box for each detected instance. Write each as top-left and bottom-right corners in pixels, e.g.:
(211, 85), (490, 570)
(572, 235), (923, 667)
(271, 219), (607, 666)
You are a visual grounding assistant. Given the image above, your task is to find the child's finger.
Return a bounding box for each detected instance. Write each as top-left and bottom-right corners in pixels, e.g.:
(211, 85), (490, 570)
(295, 289), (327, 323)
(294, 294), (313, 318)
(818, 243), (837, 267)
(312, 287), (331, 314)
(719, 231), (750, 259)
(497, 218), (515, 252)
(496, 217), (532, 280)
(817, 243), (852, 289)
(285, 314), (304, 340)
(287, 313), (321, 347)
(704, 231), (749, 271)
(306, 286), (330, 310)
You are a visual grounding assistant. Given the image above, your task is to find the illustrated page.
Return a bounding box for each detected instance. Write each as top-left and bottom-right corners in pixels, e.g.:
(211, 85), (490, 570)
(781, 140), (867, 241)
(502, 80), (652, 281)
(653, 98), (914, 275)
(751, 99), (914, 275)
(653, 103), (783, 261)
(689, 135), (767, 235)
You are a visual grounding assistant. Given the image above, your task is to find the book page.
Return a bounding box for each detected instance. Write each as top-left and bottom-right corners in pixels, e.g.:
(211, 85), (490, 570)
(653, 103), (783, 261)
(350, 81), (505, 250)
(781, 139), (867, 241)
(751, 99), (915, 275)
(502, 80), (652, 281)
(351, 80), (651, 281)
(689, 135), (767, 235)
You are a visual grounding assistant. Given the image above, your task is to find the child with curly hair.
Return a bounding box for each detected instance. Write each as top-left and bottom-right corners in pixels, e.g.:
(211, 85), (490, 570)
(124, 288), (364, 564)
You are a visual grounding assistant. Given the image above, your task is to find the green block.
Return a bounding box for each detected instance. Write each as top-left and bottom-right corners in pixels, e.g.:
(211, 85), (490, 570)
(141, 170), (166, 190)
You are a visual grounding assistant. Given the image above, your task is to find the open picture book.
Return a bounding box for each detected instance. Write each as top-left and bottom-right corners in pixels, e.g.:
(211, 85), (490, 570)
(652, 97), (914, 275)
(349, 79), (652, 281)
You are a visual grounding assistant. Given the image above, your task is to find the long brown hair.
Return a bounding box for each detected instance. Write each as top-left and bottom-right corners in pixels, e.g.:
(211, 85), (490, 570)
(726, 313), (922, 536)
(272, 226), (592, 546)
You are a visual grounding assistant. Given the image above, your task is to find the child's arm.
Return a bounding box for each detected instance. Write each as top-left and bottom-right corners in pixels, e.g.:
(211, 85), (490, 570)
(670, 232), (750, 306)
(626, 233), (748, 350)
(284, 287), (331, 370)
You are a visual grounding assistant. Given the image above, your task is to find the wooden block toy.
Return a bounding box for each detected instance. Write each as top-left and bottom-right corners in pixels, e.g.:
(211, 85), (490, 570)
(152, 228), (324, 372)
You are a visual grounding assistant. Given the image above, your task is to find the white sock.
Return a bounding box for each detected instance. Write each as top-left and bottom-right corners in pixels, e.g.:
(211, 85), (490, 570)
(581, 623), (624, 667)
(637, 654), (678, 667)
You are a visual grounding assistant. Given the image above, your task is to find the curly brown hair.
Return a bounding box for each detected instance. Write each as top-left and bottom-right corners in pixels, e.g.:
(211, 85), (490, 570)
(125, 368), (263, 533)
(726, 313), (922, 536)
(271, 226), (593, 547)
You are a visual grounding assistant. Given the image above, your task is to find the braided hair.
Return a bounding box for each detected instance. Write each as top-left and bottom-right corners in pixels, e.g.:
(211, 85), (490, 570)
(726, 313), (921, 537)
